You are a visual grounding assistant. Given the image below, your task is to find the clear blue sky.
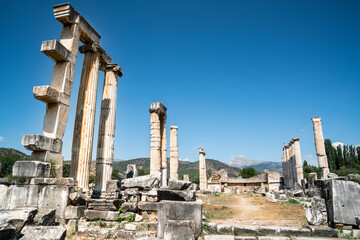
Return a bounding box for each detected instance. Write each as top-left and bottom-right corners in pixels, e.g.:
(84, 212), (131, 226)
(0, 0), (359, 166)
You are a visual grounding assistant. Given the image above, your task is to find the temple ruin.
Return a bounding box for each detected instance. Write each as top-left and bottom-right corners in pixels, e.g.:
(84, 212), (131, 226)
(311, 117), (330, 179)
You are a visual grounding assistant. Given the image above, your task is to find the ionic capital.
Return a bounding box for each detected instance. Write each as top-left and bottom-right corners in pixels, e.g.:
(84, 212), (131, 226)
(149, 102), (167, 115)
(79, 43), (111, 64)
(100, 63), (124, 77)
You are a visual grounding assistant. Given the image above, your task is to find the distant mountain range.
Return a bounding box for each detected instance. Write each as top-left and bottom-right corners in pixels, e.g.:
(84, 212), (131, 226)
(0, 148), (30, 159)
(227, 156), (282, 171)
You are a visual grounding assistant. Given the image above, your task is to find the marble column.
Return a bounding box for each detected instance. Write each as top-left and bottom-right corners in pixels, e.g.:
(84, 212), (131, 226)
(94, 64), (123, 193)
(170, 126), (179, 180)
(70, 44), (102, 192)
(282, 143), (289, 188)
(311, 117), (330, 179)
(150, 102), (167, 185)
(292, 138), (304, 185)
(287, 142), (294, 189)
(199, 147), (207, 191)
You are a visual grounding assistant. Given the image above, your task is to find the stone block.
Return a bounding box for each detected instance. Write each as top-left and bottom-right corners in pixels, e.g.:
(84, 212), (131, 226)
(33, 208), (56, 226)
(122, 202), (138, 212)
(19, 226), (66, 240)
(125, 188), (140, 195)
(138, 201), (159, 211)
(84, 209), (119, 221)
(168, 179), (192, 190)
(234, 237), (256, 240)
(157, 200), (202, 239)
(30, 178), (77, 186)
(22, 135), (62, 153)
(12, 161), (51, 178)
(163, 220), (196, 240)
(69, 192), (86, 205)
(0, 185), (39, 209)
(205, 236), (235, 240)
(216, 224), (234, 233)
(41, 39), (75, 64)
(183, 174), (190, 182)
(157, 189), (196, 201)
(38, 186), (71, 219)
(121, 173), (161, 189)
(124, 223), (137, 231)
(126, 164), (138, 178)
(106, 179), (121, 192)
(87, 199), (122, 211)
(324, 178), (360, 225)
(305, 197), (327, 225)
(65, 206), (85, 219)
(0, 208), (38, 240)
(308, 226), (337, 237)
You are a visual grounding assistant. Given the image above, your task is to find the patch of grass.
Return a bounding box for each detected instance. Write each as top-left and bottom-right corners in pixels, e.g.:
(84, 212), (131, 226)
(106, 230), (112, 238)
(202, 223), (220, 234)
(98, 219), (107, 228)
(118, 206), (126, 213)
(287, 198), (300, 205)
(116, 213), (136, 222)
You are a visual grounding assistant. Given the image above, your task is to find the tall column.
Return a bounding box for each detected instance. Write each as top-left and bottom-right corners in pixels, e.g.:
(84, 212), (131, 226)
(292, 138), (304, 185)
(287, 142), (294, 189)
(161, 117), (167, 186)
(199, 147), (207, 191)
(170, 126), (179, 180)
(311, 117), (330, 179)
(71, 44), (102, 192)
(150, 102), (167, 185)
(282, 143), (289, 188)
(94, 64), (123, 193)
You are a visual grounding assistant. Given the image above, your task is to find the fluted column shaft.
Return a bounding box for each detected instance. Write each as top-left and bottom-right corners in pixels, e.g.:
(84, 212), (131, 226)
(287, 144), (294, 189)
(311, 117), (330, 179)
(150, 112), (161, 174)
(71, 46), (100, 192)
(94, 64), (122, 193)
(292, 138), (304, 185)
(199, 147), (207, 191)
(282, 146), (288, 188)
(161, 118), (167, 186)
(170, 126), (179, 180)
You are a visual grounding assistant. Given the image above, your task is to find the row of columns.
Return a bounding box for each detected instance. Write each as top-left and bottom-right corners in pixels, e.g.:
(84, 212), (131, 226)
(282, 138), (303, 189)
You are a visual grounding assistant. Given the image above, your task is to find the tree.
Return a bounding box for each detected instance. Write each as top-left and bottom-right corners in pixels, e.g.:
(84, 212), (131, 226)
(137, 168), (150, 176)
(303, 160), (308, 167)
(111, 169), (122, 179)
(325, 139), (336, 171)
(0, 155), (22, 178)
(62, 163), (70, 177)
(335, 145), (344, 169)
(303, 164), (321, 179)
(239, 167), (257, 179)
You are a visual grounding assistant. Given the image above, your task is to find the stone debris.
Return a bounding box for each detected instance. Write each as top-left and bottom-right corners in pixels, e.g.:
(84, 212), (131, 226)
(265, 192), (277, 202)
(124, 223), (137, 231)
(157, 189), (196, 202)
(121, 173), (161, 189)
(18, 226), (66, 240)
(0, 208), (38, 239)
(305, 197), (327, 225)
(126, 164), (138, 178)
(168, 179), (192, 190)
(33, 208), (56, 226)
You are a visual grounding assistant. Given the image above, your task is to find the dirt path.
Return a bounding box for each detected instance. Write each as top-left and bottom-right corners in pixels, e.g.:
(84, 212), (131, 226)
(199, 193), (307, 227)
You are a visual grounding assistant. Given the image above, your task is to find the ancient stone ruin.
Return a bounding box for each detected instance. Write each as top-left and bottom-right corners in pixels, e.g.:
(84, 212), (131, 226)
(282, 137), (304, 189)
(311, 117), (330, 179)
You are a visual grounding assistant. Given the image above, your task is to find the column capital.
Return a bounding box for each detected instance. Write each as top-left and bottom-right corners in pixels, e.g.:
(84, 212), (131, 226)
(292, 137), (300, 142)
(79, 43), (111, 64)
(311, 116), (321, 122)
(149, 102), (167, 115)
(100, 63), (123, 77)
(199, 147), (206, 155)
(170, 125), (178, 130)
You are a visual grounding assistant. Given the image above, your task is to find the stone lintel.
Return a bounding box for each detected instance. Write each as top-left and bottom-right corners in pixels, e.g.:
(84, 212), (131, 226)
(292, 137), (300, 141)
(171, 125), (178, 129)
(100, 63), (124, 77)
(53, 3), (101, 44)
(149, 102), (167, 114)
(41, 40), (75, 64)
(22, 134), (62, 153)
(33, 86), (70, 106)
(79, 43), (111, 64)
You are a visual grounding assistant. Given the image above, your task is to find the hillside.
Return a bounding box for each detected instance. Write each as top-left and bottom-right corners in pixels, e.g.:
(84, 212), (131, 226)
(111, 158), (240, 178)
(0, 148), (30, 159)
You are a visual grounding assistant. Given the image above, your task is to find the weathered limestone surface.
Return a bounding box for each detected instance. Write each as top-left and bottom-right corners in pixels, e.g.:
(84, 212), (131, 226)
(94, 63), (123, 193)
(305, 197), (327, 225)
(163, 220), (196, 240)
(126, 164), (138, 178)
(311, 117), (330, 179)
(149, 102), (167, 186)
(170, 125), (179, 180)
(19, 226), (66, 240)
(33, 208), (56, 226)
(183, 174), (190, 182)
(71, 44), (102, 192)
(84, 209), (119, 220)
(65, 206), (85, 219)
(199, 147), (207, 191)
(157, 200), (202, 239)
(0, 208), (38, 240)
(324, 178), (360, 226)
(12, 161), (51, 178)
(157, 190), (196, 202)
(168, 179), (192, 190)
(121, 173), (161, 189)
(292, 138), (304, 185)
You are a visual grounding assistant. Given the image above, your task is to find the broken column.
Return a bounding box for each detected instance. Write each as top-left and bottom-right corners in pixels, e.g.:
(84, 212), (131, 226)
(292, 137), (304, 185)
(311, 117), (330, 179)
(21, 3), (98, 177)
(71, 44), (107, 192)
(94, 64), (123, 194)
(149, 102), (167, 186)
(199, 147), (207, 191)
(170, 126), (179, 180)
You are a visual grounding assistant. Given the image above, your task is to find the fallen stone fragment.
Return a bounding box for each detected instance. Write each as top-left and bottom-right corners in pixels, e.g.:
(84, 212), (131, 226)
(19, 226), (66, 240)
(157, 189), (196, 201)
(84, 209), (119, 221)
(121, 173), (161, 189)
(69, 192), (86, 205)
(168, 179), (192, 190)
(124, 223), (137, 231)
(33, 208), (56, 226)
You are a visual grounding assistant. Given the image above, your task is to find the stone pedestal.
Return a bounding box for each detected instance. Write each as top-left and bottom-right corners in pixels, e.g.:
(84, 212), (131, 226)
(94, 64), (123, 193)
(71, 44), (102, 192)
(199, 147), (207, 191)
(170, 126), (179, 180)
(149, 102), (167, 186)
(311, 117), (330, 179)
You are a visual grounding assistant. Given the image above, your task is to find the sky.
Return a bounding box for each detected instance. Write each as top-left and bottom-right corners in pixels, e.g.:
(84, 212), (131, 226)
(0, 0), (359, 166)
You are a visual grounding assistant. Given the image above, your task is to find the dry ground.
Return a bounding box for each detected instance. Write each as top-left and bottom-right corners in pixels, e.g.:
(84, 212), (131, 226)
(199, 193), (307, 227)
